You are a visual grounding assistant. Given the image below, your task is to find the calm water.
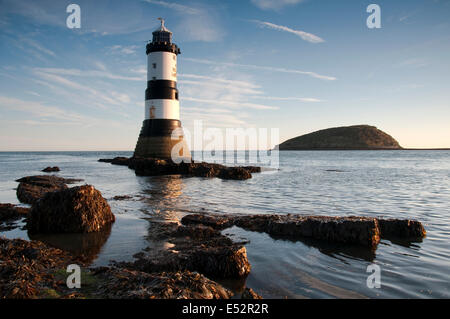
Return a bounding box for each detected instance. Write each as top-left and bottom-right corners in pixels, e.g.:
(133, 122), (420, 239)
(0, 150), (449, 298)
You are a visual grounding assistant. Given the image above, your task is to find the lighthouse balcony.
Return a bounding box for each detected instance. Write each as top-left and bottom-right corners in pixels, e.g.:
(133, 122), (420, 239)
(146, 42), (180, 55)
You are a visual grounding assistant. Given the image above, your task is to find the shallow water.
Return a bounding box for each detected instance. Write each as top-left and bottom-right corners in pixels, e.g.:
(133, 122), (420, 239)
(1, 150), (449, 298)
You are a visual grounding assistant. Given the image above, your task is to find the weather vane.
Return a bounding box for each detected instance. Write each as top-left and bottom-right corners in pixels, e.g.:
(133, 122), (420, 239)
(157, 17), (165, 29)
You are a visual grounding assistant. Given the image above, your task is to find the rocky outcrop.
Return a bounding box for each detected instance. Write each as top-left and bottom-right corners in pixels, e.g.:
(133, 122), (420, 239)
(0, 204), (30, 231)
(378, 219), (426, 239)
(0, 236), (233, 299)
(182, 213), (426, 248)
(98, 157), (260, 180)
(42, 167), (60, 172)
(119, 222), (251, 279)
(242, 288), (263, 299)
(0, 237), (83, 299)
(278, 125), (402, 150)
(28, 185), (115, 234)
(92, 268), (232, 299)
(16, 175), (81, 205)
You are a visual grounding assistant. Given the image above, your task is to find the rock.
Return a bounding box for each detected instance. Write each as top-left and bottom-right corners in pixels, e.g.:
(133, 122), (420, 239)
(278, 125), (402, 150)
(98, 158), (113, 163)
(235, 215), (381, 248)
(182, 214), (234, 230)
(112, 195), (133, 201)
(120, 223), (251, 279)
(92, 268), (232, 299)
(378, 219), (426, 239)
(99, 157), (260, 180)
(28, 185), (115, 234)
(16, 175), (82, 205)
(0, 204), (30, 231)
(242, 288), (263, 299)
(0, 237), (83, 299)
(218, 167), (252, 180)
(181, 213), (426, 248)
(42, 167), (60, 172)
(0, 203), (29, 222)
(1, 236), (231, 299)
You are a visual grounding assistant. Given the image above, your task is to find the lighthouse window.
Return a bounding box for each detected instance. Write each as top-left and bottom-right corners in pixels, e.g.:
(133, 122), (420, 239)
(152, 63), (156, 69)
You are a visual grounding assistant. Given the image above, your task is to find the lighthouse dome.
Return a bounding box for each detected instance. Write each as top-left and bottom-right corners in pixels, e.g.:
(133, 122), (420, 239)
(152, 18), (172, 43)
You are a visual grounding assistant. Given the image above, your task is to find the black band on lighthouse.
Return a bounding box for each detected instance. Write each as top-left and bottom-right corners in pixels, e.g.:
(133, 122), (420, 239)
(139, 119), (182, 137)
(146, 42), (180, 55)
(145, 80), (178, 100)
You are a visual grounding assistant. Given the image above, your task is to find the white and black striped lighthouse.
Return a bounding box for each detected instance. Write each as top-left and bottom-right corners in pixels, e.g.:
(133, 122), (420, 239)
(134, 18), (190, 161)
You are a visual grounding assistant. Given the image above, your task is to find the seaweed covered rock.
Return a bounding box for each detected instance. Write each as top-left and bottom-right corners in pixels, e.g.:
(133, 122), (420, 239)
(0, 237), (82, 298)
(0, 204), (29, 231)
(16, 175), (81, 205)
(28, 185), (115, 234)
(42, 167), (60, 172)
(0, 203), (29, 222)
(121, 223), (251, 279)
(92, 268), (232, 299)
(181, 213), (427, 248)
(241, 288), (263, 299)
(99, 157), (260, 180)
(378, 219), (426, 238)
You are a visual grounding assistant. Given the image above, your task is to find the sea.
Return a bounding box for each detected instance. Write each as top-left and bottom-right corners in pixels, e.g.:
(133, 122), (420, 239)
(0, 150), (449, 298)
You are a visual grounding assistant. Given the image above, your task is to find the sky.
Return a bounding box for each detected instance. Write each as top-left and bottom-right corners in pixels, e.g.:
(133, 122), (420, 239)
(0, 0), (449, 150)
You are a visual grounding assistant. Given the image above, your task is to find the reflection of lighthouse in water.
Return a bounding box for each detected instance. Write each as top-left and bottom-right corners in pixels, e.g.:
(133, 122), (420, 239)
(134, 18), (190, 161)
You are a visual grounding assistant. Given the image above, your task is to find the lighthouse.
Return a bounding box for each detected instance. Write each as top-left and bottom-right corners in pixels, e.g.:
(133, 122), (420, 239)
(134, 18), (190, 161)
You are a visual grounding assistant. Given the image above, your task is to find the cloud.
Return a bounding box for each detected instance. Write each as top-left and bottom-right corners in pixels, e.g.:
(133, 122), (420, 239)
(0, 95), (89, 124)
(251, 20), (324, 43)
(143, 0), (201, 15)
(21, 37), (56, 57)
(32, 69), (137, 115)
(143, 0), (224, 42)
(251, 96), (322, 102)
(250, 0), (304, 11)
(183, 58), (336, 81)
(33, 67), (144, 81)
(183, 97), (278, 110)
(179, 74), (260, 89)
(108, 45), (140, 55)
(396, 58), (429, 68)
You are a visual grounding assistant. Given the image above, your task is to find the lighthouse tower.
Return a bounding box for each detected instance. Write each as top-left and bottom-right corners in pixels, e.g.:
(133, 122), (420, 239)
(134, 18), (190, 161)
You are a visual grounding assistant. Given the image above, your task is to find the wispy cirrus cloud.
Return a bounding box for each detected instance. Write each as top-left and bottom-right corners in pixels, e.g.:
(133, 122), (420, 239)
(108, 45), (140, 55)
(250, 0), (304, 11)
(251, 96), (322, 102)
(33, 67), (144, 81)
(396, 58), (429, 68)
(183, 97), (278, 110)
(183, 58), (336, 81)
(143, 0), (201, 15)
(251, 20), (325, 43)
(143, 0), (224, 42)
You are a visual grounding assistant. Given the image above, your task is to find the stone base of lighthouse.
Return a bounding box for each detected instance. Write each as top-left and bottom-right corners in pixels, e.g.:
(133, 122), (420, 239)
(133, 119), (191, 162)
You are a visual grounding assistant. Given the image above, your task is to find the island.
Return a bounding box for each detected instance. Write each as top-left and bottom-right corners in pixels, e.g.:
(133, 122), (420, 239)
(277, 125), (402, 150)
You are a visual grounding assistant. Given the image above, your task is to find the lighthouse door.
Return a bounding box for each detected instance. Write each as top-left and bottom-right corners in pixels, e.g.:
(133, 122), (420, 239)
(150, 105), (156, 119)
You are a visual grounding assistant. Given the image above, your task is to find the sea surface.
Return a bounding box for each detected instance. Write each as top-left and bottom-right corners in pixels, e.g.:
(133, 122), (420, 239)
(1, 150), (449, 298)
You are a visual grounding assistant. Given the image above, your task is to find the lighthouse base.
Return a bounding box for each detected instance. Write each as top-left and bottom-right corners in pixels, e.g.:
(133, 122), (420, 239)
(133, 119), (191, 162)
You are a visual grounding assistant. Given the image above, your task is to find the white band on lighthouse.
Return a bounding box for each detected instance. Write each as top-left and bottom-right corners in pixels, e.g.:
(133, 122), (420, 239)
(147, 52), (177, 81)
(145, 99), (180, 120)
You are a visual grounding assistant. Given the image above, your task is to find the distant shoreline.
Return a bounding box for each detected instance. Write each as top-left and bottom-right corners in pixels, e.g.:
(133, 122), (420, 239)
(0, 149), (449, 153)
(278, 148), (450, 151)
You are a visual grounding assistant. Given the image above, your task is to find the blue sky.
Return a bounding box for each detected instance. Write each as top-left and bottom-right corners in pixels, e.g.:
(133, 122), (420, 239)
(0, 0), (449, 150)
